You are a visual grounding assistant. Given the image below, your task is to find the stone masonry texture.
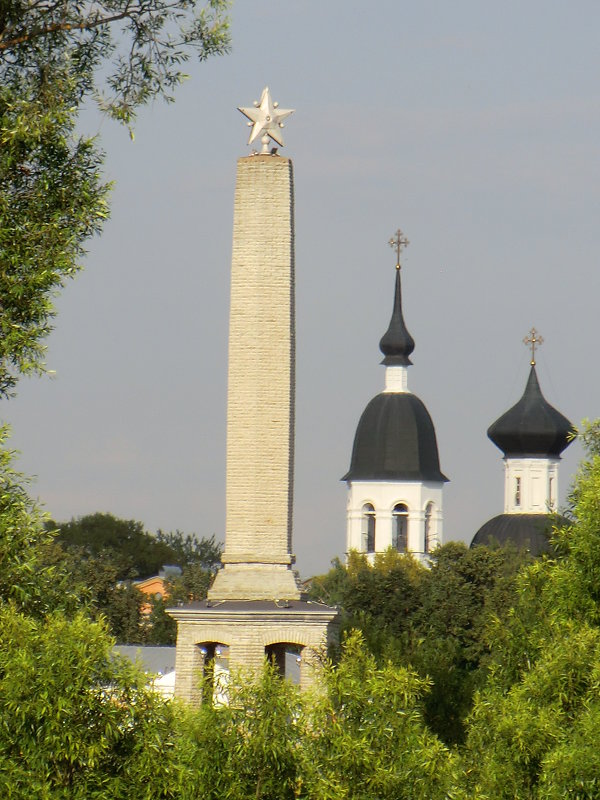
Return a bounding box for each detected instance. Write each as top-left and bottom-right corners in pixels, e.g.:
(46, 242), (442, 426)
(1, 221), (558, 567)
(209, 155), (299, 600)
(172, 608), (339, 700)
(170, 154), (339, 701)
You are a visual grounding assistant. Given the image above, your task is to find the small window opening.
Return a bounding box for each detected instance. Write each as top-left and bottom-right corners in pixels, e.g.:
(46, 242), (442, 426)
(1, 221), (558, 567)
(424, 503), (434, 553)
(392, 504), (408, 552)
(361, 504), (376, 553)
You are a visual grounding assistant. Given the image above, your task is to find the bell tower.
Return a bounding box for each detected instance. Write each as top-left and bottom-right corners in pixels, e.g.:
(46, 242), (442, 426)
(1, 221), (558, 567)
(471, 328), (574, 554)
(343, 231), (448, 562)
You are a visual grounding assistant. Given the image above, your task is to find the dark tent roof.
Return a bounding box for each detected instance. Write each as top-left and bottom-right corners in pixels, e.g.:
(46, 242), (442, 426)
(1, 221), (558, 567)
(343, 392), (448, 482)
(470, 513), (567, 557)
(487, 365), (574, 458)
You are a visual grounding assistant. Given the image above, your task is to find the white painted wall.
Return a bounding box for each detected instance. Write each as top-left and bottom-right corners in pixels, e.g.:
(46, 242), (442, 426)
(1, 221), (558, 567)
(383, 365), (409, 393)
(503, 457), (560, 514)
(346, 480), (444, 563)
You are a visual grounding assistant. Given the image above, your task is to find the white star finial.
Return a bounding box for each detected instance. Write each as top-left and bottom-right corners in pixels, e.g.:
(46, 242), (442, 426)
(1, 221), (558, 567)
(238, 86), (294, 153)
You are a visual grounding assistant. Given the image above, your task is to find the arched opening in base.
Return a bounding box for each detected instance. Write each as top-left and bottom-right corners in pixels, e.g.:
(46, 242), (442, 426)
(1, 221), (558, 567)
(264, 642), (303, 684)
(198, 641), (230, 705)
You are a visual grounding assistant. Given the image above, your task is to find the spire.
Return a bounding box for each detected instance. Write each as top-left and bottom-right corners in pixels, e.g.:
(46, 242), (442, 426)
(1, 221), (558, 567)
(379, 229), (415, 366)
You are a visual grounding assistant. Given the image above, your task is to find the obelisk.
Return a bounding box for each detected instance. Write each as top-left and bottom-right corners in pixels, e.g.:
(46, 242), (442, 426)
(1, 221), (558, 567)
(169, 89), (338, 700)
(208, 86), (300, 600)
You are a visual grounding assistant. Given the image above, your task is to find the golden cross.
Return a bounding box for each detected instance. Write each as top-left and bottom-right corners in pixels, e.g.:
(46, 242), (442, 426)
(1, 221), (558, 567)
(523, 327), (544, 366)
(388, 228), (410, 270)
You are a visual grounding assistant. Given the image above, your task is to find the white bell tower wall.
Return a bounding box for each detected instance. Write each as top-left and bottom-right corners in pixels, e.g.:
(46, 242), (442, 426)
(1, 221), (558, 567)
(346, 480), (444, 563)
(503, 457), (560, 514)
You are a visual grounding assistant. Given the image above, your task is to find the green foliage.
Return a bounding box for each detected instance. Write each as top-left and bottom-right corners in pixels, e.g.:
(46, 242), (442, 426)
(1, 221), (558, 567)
(171, 631), (457, 800)
(175, 662), (302, 800)
(0, 425), (77, 616)
(50, 512), (177, 580)
(144, 594), (177, 645)
(309, 550), (426, 658)
(0, 606), (176, 798)
(50, 514), (222, 580)
(309, 543), (528, 744)
(43, 513), (221, 643)
(413, 541), (531, 743)
(0, 79), (108, 397)
(156, 529), (222, 572)
(0, 0), (230, 397)
(462, 622), (600, 800)
(145, 554), (222, 645)
(461, 421), (600, 798)
(39, 539), (148, 642)
(145, 531), (221, 644)
(0, 1), (231, 123)
(301, 630), (457, 800)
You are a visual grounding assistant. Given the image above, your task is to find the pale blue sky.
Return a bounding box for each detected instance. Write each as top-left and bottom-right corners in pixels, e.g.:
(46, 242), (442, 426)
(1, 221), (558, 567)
(6, 1), (600, 575)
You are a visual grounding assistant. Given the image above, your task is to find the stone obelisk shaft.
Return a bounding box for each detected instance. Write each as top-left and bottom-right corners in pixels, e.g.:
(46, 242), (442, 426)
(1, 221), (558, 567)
(209, 154), (300, 600)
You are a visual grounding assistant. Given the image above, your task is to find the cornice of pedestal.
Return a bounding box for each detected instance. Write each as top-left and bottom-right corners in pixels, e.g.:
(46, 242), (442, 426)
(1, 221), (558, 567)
(167, 599), (339, 626)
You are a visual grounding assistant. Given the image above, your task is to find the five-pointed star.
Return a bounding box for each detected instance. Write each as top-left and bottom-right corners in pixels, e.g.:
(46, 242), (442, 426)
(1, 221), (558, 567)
(238, 86), (295, 147)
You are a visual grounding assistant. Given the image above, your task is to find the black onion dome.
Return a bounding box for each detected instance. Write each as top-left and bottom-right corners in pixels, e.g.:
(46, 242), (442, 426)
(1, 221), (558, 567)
(343, 392), (448, 482)
(487, 366), (574, 458)
(379, 269), (415, 366)
(471, 513), (568, 557)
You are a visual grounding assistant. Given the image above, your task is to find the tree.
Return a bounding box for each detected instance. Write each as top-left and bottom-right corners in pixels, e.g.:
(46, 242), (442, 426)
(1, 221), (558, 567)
(0, 425), (77, 616)
(308, 550), (427, 649)
(156, 529), (222, 572)
(175, 661), (303, 800)
(460, 421), (600, 798)
(173, 631), (457, 800)
(0, 606), (178, 797)
(0, 2), (230, 118)
(309, 544), (529, 745)
(50, 512), (177, 579)
(0, 0), (230, 397)
(0, 87), (107, 398)
(45, 513), (222, 643)
(412, 541), (530, 744)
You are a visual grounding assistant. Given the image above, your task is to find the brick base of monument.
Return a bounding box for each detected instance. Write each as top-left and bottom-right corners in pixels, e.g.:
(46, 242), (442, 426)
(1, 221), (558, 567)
(169, 599), (339, 703)
(207, 560), (302, 601)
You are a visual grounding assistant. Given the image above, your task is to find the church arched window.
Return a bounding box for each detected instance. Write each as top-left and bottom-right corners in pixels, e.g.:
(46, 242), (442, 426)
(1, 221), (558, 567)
(424, 502), (434, 553)
(392, 503), (408, 552)
(361, 503), (376, 553)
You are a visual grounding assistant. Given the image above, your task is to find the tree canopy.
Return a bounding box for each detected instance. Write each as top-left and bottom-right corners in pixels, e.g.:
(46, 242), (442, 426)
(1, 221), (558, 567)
(0, 1), (230, 118)
(459, 421), (600, 798)
(0, 0), (230, 397)
(43, 512), (222, 643)
(3, 410), (600, 795)
(309, 542), (530, 744)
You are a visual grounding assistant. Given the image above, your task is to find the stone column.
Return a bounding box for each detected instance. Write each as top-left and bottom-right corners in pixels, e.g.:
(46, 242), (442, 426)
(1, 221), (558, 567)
(209, 154), (300, 601)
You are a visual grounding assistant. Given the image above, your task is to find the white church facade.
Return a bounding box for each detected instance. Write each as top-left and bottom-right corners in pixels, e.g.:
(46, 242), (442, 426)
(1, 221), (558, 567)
(343, 232), (448, 563)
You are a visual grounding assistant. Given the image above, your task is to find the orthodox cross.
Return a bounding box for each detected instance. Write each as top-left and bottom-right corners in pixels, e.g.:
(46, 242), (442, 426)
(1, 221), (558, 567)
(523, 327), (544, 366)
(389, 228), (409, 270)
